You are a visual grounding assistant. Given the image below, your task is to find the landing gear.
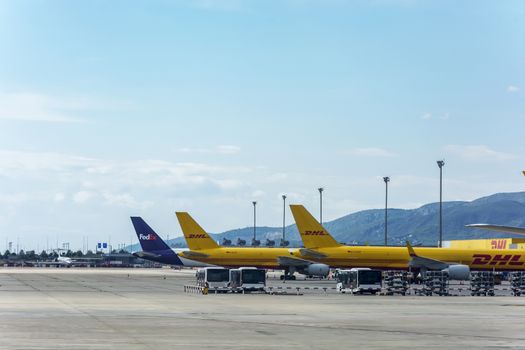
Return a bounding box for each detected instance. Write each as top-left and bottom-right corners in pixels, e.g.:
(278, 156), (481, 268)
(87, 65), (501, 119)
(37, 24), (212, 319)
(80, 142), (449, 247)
(280, 268), (296, 281)
(279, 274), (296, 280)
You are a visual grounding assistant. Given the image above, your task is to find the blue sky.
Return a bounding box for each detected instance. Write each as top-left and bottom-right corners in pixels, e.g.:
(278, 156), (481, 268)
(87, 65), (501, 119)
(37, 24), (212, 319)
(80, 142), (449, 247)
(0, 0), (524, 252)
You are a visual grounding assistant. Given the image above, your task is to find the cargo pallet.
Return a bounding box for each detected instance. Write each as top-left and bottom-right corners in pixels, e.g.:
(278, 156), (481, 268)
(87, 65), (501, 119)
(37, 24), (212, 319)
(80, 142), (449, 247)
(509, 271), (525, 296)
(417, 271), (449, 296)
(470, 271), (495, 296)
(382, 271), (409, 295)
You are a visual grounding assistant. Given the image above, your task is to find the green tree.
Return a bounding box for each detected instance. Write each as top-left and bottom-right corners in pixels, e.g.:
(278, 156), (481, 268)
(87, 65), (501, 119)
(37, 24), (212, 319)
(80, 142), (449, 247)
(40, 250), (48, 259)
(26, 250), (36, 260)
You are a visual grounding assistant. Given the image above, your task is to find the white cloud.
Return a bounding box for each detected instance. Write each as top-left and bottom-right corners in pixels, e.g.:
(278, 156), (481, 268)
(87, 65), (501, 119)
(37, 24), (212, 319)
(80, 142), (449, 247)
(0, 92), (130, 123)
(0, 93), (88, 123)
(0, 150), (97, 177)
(507, 85), (519, 93)
(443, 145), (518, 162)
(0, 149), (255, 211)
(251, 190), (265, 198)
(176, 145), (241, 155)
(344, 147), (397, 157)
(216, 145), (241, 154)
(421, 112), (450, 120)
(101, 192), (152, 209)
(54, 193), (66, 202)
(73, 191), (95, 204)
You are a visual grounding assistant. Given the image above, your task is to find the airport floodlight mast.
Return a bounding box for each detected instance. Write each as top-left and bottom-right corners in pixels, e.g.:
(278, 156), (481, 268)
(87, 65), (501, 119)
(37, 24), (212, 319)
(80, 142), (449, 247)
(437, 160), (445, 248)
(318, 187), (324, 225)
(383, 176), (390, 246)
(252, 201), (260, 247)
(281, 194), (289, 247)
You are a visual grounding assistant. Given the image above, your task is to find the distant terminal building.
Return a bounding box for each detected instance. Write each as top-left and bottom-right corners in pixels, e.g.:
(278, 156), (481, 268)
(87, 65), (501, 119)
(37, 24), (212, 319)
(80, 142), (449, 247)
(443, 238), (525, 250)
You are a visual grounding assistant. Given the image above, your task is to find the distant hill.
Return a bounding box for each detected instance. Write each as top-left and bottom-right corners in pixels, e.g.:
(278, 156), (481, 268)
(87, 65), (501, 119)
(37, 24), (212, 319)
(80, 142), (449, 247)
(126, 191), (525, 251)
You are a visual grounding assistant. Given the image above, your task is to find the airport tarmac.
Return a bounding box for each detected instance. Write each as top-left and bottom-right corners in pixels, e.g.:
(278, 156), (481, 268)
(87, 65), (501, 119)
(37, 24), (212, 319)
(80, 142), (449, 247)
(1, 268), (524, 349)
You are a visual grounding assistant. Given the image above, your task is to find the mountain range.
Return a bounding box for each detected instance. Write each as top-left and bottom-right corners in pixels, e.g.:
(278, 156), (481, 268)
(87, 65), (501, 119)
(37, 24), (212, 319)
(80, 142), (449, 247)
(126, 191), (525, 251)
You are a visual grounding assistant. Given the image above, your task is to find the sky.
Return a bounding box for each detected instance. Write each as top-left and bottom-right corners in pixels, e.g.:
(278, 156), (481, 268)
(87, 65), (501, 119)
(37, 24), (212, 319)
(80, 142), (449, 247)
(0, 0), (524, 252)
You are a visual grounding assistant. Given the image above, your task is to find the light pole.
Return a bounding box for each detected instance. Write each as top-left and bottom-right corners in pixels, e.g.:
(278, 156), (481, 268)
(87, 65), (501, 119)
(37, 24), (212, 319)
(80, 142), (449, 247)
(318, 187), (324, 225)
(383, 176), (390, 246)
(281, 195), (288, 246)
(437, 160), (445, 248)
(252, 201), (260, 246)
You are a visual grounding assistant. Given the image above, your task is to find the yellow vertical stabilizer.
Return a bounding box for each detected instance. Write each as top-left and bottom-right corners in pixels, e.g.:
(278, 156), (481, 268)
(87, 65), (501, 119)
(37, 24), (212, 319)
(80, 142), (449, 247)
(175, 212), (219, 250)
(289, 204), (341, 249)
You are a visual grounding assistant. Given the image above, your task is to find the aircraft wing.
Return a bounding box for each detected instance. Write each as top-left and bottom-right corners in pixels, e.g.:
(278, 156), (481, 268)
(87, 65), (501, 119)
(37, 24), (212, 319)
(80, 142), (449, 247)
(179, 250), (209, 259)
(406, 241), (449, 270)
(277, 256), (315, 267)
(466, 224), (525, 236)
(298, 248), (327, 260)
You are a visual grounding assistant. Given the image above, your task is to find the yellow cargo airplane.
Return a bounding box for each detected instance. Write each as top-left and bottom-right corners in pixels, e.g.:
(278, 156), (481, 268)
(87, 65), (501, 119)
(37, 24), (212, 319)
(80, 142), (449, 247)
(175, 212), (330, 279)
(289, 205), (525, 280)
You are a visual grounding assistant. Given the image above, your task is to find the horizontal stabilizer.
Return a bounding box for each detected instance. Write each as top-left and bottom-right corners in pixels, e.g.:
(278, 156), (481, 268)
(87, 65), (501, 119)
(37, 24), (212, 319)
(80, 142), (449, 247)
(132, 251), (162, 259)
(180, 250), (209, 259)
(466, 224), (525, 236)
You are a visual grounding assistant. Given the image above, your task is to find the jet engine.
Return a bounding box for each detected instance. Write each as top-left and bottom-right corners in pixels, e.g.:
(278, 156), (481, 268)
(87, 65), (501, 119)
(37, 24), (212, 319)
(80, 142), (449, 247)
(444, 264), (470, 280)
(305, 263), (330, 277)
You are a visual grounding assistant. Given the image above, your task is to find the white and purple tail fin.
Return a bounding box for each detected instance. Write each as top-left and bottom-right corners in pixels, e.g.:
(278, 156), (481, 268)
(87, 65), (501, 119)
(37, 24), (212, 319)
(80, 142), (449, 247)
(130, 216), (171, 252)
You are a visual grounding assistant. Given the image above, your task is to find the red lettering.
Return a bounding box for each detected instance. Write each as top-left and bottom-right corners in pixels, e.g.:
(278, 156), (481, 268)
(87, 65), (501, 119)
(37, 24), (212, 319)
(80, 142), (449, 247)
(509, 255), (524, 266)
(490, 240), (507, 249)
(489, 254), (512, 265)
(304, 230), (326, 236)
(472, 254), (492, 265)
(188, 234), (207, 239)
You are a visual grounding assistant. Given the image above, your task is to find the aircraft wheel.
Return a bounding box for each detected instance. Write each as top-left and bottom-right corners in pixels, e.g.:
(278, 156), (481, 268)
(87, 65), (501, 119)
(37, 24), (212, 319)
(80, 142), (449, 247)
(291, 275), (296, 280)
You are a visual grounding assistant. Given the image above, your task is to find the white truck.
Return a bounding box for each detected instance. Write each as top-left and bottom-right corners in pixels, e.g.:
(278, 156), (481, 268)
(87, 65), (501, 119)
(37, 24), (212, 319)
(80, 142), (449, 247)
(336, 268), (382, 294)
(228, 267), (266, 292)
(196, 267), (230, 292)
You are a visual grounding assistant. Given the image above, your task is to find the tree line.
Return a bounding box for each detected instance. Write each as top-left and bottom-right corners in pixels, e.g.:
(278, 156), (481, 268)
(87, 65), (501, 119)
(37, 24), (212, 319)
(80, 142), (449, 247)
(1, 249), (130, 260)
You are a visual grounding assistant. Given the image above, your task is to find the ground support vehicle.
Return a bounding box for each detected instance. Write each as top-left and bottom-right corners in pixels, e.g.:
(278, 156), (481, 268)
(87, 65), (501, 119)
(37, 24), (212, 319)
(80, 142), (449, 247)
(196, 267), (230, 293)
(336, 268), (382, 294)
(228, 267), (266, 292)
